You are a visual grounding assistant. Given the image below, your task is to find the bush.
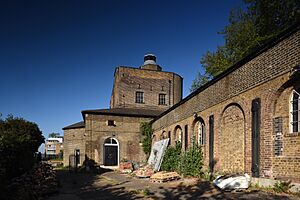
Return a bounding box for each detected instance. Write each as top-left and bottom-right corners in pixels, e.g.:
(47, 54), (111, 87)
(161, 141), (204, 178)
(161, 142), (182, 172)
(179, 141), (203, 177)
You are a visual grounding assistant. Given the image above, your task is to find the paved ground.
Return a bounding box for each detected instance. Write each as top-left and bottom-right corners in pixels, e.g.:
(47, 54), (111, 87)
(46, 169), (299, 200)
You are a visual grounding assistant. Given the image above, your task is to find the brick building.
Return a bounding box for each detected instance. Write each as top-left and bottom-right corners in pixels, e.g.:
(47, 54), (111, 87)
(63, 24), (300, 183)
(63, 54), (182, 166)
(152, 24), (300, 182)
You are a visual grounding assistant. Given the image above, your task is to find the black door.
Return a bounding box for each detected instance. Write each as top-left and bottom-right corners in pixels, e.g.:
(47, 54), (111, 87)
(209, 115), (214, 172)
(251, 98), (261, 177)
(104, 146), (118, 166)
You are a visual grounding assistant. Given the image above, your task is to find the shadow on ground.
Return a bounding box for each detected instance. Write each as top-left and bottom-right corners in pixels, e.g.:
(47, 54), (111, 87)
(47, 168), (143, 200)
(48, 169), (298, 200)
(156, 180), (295, 200)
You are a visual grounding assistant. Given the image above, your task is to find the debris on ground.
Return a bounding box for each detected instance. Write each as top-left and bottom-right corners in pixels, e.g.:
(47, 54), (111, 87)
(134, 165), (154, 178)
(5, 162), (58, 200)
(150, 171), (180, 183)
(213, 173), (251, 191)
(119, 162), (133, 173)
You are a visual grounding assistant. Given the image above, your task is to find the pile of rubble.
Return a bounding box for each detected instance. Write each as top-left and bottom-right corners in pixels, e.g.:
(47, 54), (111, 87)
(6, 162), (58, 200)
(118, 138), (181, 182)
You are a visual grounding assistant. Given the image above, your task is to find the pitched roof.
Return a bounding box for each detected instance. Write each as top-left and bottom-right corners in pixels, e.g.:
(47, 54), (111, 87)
(62, 121), (85, 130)
(81, 107), (163, 118)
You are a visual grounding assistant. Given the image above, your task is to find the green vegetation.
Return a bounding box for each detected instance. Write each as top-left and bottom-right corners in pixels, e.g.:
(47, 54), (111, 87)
(0, 115), (44, 192)
(161, 142), (182, 172)
(48, 132), (61, 138)
(140, 122), (153, 157)
(179, 140), (204, 177)
(273, 180), (293, 193)
(191, 0), (300, 92)
(161, 141), (204, 178)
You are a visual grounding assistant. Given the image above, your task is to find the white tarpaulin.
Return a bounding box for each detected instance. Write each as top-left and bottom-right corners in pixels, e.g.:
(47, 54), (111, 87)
(147, 138), (169, 171)
(213, 173), (251, 191)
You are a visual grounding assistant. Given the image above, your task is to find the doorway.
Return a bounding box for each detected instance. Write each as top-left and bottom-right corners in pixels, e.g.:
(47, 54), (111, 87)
(104, 138), (119, 166)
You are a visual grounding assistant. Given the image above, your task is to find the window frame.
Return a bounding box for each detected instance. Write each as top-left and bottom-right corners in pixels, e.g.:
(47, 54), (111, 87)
(197, 121), (205, 145)
(290, 89), (300, 133)
(135, 91), (144, 104)
(158, 93), (166, 105)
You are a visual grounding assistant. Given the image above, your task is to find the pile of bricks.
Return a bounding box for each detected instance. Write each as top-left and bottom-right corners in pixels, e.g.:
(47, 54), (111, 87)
(135, 165), (154, 178)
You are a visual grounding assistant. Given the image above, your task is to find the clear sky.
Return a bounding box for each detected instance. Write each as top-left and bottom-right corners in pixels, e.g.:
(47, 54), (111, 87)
(0, 0), (243, 145)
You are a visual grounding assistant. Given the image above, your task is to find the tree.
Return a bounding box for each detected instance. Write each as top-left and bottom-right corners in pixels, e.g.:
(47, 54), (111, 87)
(48, 132), (60, 138)
(190, 0), (300, 92)
(190, 71), (211, 92)
(0, 115), (44, 188)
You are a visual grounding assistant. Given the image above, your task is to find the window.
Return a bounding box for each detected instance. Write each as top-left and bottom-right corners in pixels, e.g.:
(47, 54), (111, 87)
(159, 94), (166, 105)
(107, 120), (115, 126)
(197, 121), (205, 145)
(135, 91), (144, 103)
(104, 137), (117, 144)
(290, 89), (300, 132)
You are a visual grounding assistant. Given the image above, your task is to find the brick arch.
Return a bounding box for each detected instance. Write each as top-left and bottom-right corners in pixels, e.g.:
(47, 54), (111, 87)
(264, 79), (300, 175)
(161, 131), (167, 139)
(220, 103), (245, 173)
(191, 116), (206, 145)
(174, 125), (183, 144)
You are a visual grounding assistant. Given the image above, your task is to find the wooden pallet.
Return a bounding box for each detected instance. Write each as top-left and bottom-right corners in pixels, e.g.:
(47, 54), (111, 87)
(150, 172), (180, 183)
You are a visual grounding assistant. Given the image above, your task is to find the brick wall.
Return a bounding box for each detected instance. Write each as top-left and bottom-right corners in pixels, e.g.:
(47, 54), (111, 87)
(63, 128), (85, 166)
(152, 28), (300, 181)
(110, 67), (182, 110)
(84, 114), (152, 165)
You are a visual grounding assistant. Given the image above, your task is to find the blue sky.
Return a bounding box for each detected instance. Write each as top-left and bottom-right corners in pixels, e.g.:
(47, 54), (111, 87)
(0, 0), (243, 145)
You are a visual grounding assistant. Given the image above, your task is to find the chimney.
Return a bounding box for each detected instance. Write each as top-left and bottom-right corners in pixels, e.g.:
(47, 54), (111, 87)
(140, 54), (162, 71)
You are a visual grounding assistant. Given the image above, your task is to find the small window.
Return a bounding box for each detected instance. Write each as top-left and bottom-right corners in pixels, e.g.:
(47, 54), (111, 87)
(159, 94), (166, 105)
(107, 120), (115, 126)
(290, 89), (300, 132)
(197, 121), (205, 145)
(135, 91), (144, 103)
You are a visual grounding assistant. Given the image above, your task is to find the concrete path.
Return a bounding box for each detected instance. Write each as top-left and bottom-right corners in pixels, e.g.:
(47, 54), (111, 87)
(46, 170), (299, 200)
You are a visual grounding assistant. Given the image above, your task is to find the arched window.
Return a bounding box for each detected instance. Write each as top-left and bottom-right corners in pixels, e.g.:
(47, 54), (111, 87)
(104, 137), (118, 144)
(178, 129), (183, 143)
(290, 89), (300, 133)
(174, 126), (182, 144)
(197, 121), (205, 145)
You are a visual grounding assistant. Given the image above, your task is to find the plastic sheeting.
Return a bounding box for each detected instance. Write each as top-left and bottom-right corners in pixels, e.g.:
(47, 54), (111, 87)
(213, 173), (251, 191)
(147, 138), (169, 171)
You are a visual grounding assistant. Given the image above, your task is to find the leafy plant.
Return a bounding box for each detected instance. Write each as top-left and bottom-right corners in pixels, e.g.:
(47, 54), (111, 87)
(161, 142), (182, 172)
(273, 180), (293, 193)
(179, 140), (204, 178)
(161, 141), (204, 178)
(140, 122), (153, 157)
